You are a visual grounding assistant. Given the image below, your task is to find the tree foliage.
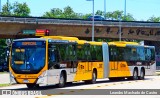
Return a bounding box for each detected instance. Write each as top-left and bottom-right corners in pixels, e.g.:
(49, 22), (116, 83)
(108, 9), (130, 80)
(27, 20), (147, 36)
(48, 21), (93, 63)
(1, 3), (13, 16)
(43, 7), (135, 21)
(0, 2), (30, 17)
(147, 16), (160, 22)
(43, 6), (80, 19)
(105, 10), (135, 21)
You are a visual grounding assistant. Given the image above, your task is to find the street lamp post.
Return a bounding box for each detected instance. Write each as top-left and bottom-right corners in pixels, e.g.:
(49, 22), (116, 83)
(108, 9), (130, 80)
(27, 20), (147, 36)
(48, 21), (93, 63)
(7, 0), (9, 13)
(86, 0), (94, 41)
(118, 15), (121, 41)
(104, 0), (106, 19)
(0, 0), (1, 13)
(124, 0), (126, 20)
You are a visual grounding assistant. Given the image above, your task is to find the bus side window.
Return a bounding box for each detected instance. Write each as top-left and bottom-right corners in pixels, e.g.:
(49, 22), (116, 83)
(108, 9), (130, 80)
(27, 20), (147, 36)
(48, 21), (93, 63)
(90, 45), (96, 60)
(48, 49), (56, 62)
(151, 48), (155, 61)
(77, 45), (85, 60)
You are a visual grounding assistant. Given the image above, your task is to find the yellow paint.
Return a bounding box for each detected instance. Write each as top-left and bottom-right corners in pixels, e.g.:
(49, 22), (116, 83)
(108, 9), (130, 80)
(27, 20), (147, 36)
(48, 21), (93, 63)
(109, 61), (131, 77)
(108, 41), (139, 47)
(74, 62), (104, 81)
(41, 36), (79, 41)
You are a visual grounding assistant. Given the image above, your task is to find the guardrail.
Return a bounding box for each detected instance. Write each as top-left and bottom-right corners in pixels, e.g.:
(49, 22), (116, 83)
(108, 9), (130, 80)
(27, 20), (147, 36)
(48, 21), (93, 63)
(1, 16), (160, 28)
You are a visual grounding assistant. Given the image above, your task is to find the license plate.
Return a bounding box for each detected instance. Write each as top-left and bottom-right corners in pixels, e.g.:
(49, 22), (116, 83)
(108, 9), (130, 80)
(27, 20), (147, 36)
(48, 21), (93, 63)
(23, 80), (29, 83)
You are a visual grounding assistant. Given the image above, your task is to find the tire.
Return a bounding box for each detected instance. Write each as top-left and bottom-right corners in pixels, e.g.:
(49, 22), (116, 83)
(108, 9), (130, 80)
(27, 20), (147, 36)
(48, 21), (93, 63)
(139, 69), (145, 80)
(132, 69), (138, 80)
(26, 84), (39, 89)
(89, 70), (97, 84)
(58, 72), (65, 88)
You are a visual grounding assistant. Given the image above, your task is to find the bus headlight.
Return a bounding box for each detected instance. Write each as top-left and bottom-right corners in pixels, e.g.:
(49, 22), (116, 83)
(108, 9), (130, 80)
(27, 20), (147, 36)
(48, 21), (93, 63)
(9, 71), (14, 78)
(38, 71), (47, 78)
(9, 71), (16, 84)
(37, 71), (47, 84)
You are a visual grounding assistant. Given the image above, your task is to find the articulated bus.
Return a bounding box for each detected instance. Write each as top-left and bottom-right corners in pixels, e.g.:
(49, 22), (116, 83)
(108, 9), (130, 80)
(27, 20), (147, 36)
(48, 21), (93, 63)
(9, 36), (156, 88)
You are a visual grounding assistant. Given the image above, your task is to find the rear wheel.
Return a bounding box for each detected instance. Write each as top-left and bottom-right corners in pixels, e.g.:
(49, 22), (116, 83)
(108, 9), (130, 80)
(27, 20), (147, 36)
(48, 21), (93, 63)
(58, 72), (65, 88)
(139, 69), (145, 80)
(132, 69), (138, 80)
(89, 70), (97, 84)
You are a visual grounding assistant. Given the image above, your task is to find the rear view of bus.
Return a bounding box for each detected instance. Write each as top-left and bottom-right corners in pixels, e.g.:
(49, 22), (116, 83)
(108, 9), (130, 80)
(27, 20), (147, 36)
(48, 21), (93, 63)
(9, 39), (46, 88)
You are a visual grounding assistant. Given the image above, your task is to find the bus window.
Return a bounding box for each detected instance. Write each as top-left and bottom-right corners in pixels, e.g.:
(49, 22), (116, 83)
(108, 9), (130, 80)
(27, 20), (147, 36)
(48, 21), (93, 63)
(90, 45), (102, 61)
(77, 45), (86, 60)
(96, 45), (103, 61)
(145, 48), (151, 61)
(67, 44), (77, 61)
(137, 47), (145, 61)
(151, 48), (155, 61)
(90, 45), (97, 60)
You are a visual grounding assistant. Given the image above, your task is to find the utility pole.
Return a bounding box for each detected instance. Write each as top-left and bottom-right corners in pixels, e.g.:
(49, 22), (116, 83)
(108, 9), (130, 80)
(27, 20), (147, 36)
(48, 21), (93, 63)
(104, 0), (106, 19)
(7, 0), (9, 15)
(124, 0), (126, 20)
(0, 0), (1, 13)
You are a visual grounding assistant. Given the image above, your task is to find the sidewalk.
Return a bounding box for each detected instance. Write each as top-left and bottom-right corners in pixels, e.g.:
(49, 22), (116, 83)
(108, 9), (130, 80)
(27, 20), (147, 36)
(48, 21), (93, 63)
(0, 73), (10, 84)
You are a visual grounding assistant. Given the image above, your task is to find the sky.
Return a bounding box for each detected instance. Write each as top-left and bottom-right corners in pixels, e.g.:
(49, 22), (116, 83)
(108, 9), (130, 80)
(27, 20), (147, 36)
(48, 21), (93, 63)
(1, 0), (160, 21)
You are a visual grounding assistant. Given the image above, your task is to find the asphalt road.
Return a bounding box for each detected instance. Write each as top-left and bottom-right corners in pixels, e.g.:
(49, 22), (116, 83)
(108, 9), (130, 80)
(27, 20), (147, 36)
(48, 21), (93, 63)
(0, 76), (160, 98)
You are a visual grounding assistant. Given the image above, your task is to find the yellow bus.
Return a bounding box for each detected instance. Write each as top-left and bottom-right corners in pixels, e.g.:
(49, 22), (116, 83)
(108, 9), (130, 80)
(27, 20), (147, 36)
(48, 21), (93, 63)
(9, 36), (156, 88)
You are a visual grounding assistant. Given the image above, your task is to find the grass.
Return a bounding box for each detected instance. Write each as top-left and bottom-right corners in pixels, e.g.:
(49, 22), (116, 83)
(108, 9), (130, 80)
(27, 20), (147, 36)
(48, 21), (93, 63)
(0, 83), (11, 87)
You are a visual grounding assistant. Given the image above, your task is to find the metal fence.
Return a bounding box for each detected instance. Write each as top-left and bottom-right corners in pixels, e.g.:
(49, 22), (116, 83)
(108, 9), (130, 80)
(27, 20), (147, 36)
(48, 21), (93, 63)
(1, 16), (160, 28)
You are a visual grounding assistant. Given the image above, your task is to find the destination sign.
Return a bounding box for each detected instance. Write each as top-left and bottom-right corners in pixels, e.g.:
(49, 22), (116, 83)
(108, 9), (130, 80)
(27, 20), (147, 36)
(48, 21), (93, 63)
(13, 41), (45, 47)
(22, 42), (37, 45)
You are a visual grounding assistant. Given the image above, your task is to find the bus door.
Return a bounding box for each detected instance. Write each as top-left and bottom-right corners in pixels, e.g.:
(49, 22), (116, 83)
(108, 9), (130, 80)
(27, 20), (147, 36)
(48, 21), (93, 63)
(110, 46), (118, 70)
(68, 44), (77, 73)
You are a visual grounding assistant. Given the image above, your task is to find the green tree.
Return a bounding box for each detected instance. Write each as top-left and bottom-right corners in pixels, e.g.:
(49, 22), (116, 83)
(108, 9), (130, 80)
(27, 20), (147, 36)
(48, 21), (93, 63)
(62, 6), (77, 18)
(0, 2), (30, 17)
(105, 10), (135, 21)
(12, 2), (30, 17)
(147, 16), (160, 22)
(95, 10), (103, 16)
(122, 13), (135, 21)
(1, 3), (13, 16)
(43, 8), (63, 18)
(43, 6), (81, 19)
(0, 39), (6, 46)
(82, 13), (92, 19)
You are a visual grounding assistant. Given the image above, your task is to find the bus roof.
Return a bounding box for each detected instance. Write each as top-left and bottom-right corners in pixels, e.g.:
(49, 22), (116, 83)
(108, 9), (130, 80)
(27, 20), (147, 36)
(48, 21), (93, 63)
(41, 36), (79, 41)
(108, 41), (139, 47)
(76, 40), (88, 44)
(88, 41), (103, 45)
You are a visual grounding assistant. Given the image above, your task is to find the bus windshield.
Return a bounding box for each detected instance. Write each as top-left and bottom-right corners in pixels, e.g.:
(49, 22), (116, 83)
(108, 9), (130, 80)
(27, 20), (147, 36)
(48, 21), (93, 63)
(11, 42), (46, 74)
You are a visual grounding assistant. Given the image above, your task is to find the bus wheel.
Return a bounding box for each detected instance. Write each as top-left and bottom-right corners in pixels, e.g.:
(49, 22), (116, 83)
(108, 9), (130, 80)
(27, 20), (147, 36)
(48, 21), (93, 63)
(58, 72), (65, 88)
(90, 70), (97, 84)
(139, 69), (145, 80)
(132, 69), (138, 80)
